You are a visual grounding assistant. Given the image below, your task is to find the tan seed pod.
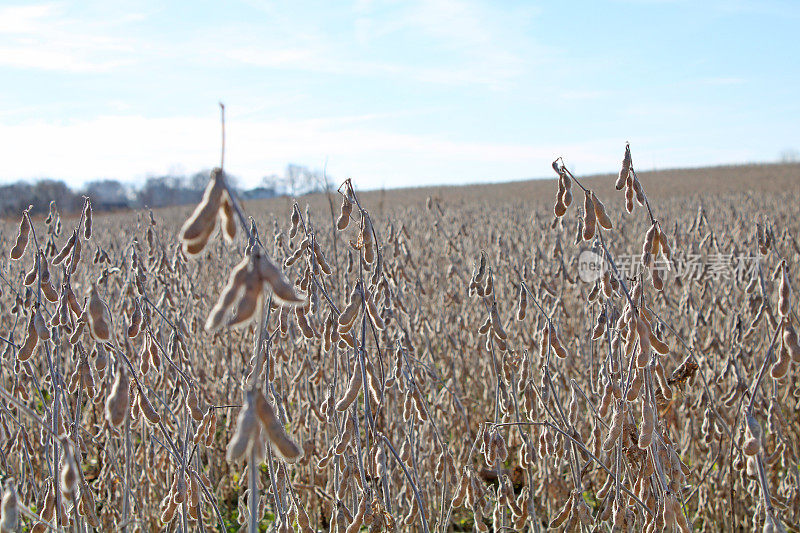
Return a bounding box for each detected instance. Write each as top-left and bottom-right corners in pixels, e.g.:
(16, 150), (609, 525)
(650, 330), (669, 355)
(743, 414), (761, 456)
(783, 322), (800, 362)
(554, 198), (567, 218)
(225, 399), (259, 463)
(78, 359), (95, 397)
(83, 199), (92, 239)
(635, 314), (652, 367)
(312, 239), (332, 275)
(549, 493), (574, 529)
(0, 480), (20, 533)
(23, 262), (37, 286)
(625, 185), (634, 213)
(138, 391), (161, 425)
(33, 309), (50, 340)
(598, 381), (614, 417)
(105, 364), (130, 427)
(289, 204), (301, 238)
(653, 359), (672, 400)
(205, 255), (250, 331)
(616, 144), (632, 190)
(41, 279), (59, 303)
(180, 168), (225, 250)
(128, 304), (142, 338)
(657, 225), (672, 260)
(253, 389), (302, 461)
(338, 297), (361, 333)
(67, 233), (81, 275)
(632, 176), (645, 205)
(38, 251), (51, 283)
(592, 191), (613, 229)
(66, 285), (81, 316)
(336, 362), (363, 412)
(778, 263), (791, 317)
(160, 498), (178, 524)
(662, 494), (677, 530)
(638, 401), (655, 449)
(17, 313), (39, 362)
(626, 369), (643, 402)
(255, 249), (304, 305)
(452, 470), (470, 508)
(216, 193), (236, 244)
(187, 388), (204, 422)
(365, 289), (384, 330)
(227, 269), (262, 329)
(474, 251), (487, 284)
(87, 284), (111, 341)
(582, 190), (596, 241)
(602, 407), (624, 451)
(60, 441), (79, 500)
(295, 307), (315, 338)
(516, 285), (527, 320)
(40, 483), (55, 523)
(489, 302), (507, 340)
(548, 323), (568, 359)
(53, 230), (76, 266)
(561, 183), (573, 207)
(94, 343), (108, 372)
(10, 213), (31, 261)
(337, 194), (353, 230)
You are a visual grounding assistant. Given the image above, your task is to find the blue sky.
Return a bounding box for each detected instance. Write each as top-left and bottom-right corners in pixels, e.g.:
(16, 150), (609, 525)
(1, 0), (798, 190)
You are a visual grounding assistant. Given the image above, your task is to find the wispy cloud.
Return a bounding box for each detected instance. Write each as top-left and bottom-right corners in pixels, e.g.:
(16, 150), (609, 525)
(0, 2), (138, 72)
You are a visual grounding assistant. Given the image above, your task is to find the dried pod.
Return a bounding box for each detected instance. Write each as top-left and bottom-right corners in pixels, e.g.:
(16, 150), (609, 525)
(253, 389), (302, 461)
(60, 441), (79, 500)
(638, 401), (655, 449)
(33, 308), (50, 340)
(336, 361), (363, 412)
(219, 192), (237, 243)
(592, 191), (613, 229)
(337, 194), (353, 230)
(205, 255), (250, 331)
(128, 304), (142, 338)
(255, 248), (304, 305)
(138, 391), (161, 425)
(516, 285), (527, 321)
(226, 397), (260, 463)
(180, 168), (225, 254)
(105, 364), (130, 427)
(53, 231), (76, 266)
(0, 480), (20, 533)
(783, 322), (800, 362)
(490, 302), (507, 340)
(227, 269), (262, 329)
(17, 313), (39, 362)
(582, 190), (596, 241)
(778, 262), (791, 317)
(86, 286), (111, 341)
(616, 144), (632, 190)
(10, 213), (30, 260)
(83, 199), (93, 239)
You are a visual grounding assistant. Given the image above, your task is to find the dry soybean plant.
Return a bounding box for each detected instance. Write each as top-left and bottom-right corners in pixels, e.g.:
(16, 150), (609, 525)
(0, 131), (799, 533)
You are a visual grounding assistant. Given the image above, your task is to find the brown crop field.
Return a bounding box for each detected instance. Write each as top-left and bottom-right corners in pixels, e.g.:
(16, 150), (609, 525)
(1, 149), (800, 532)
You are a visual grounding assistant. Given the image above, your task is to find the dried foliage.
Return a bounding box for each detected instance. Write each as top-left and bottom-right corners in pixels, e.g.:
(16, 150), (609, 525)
(0, 141), (799, 533)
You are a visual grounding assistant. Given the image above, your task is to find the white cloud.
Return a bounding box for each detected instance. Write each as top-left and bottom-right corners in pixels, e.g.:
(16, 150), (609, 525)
(0, 112), (629, 189)
(0, 2), (138, 72)
(0, 3), (59, 34)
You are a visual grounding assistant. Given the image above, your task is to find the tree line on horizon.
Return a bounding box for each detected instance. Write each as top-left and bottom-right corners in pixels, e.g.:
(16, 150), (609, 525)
(0, 164), (332, 217)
